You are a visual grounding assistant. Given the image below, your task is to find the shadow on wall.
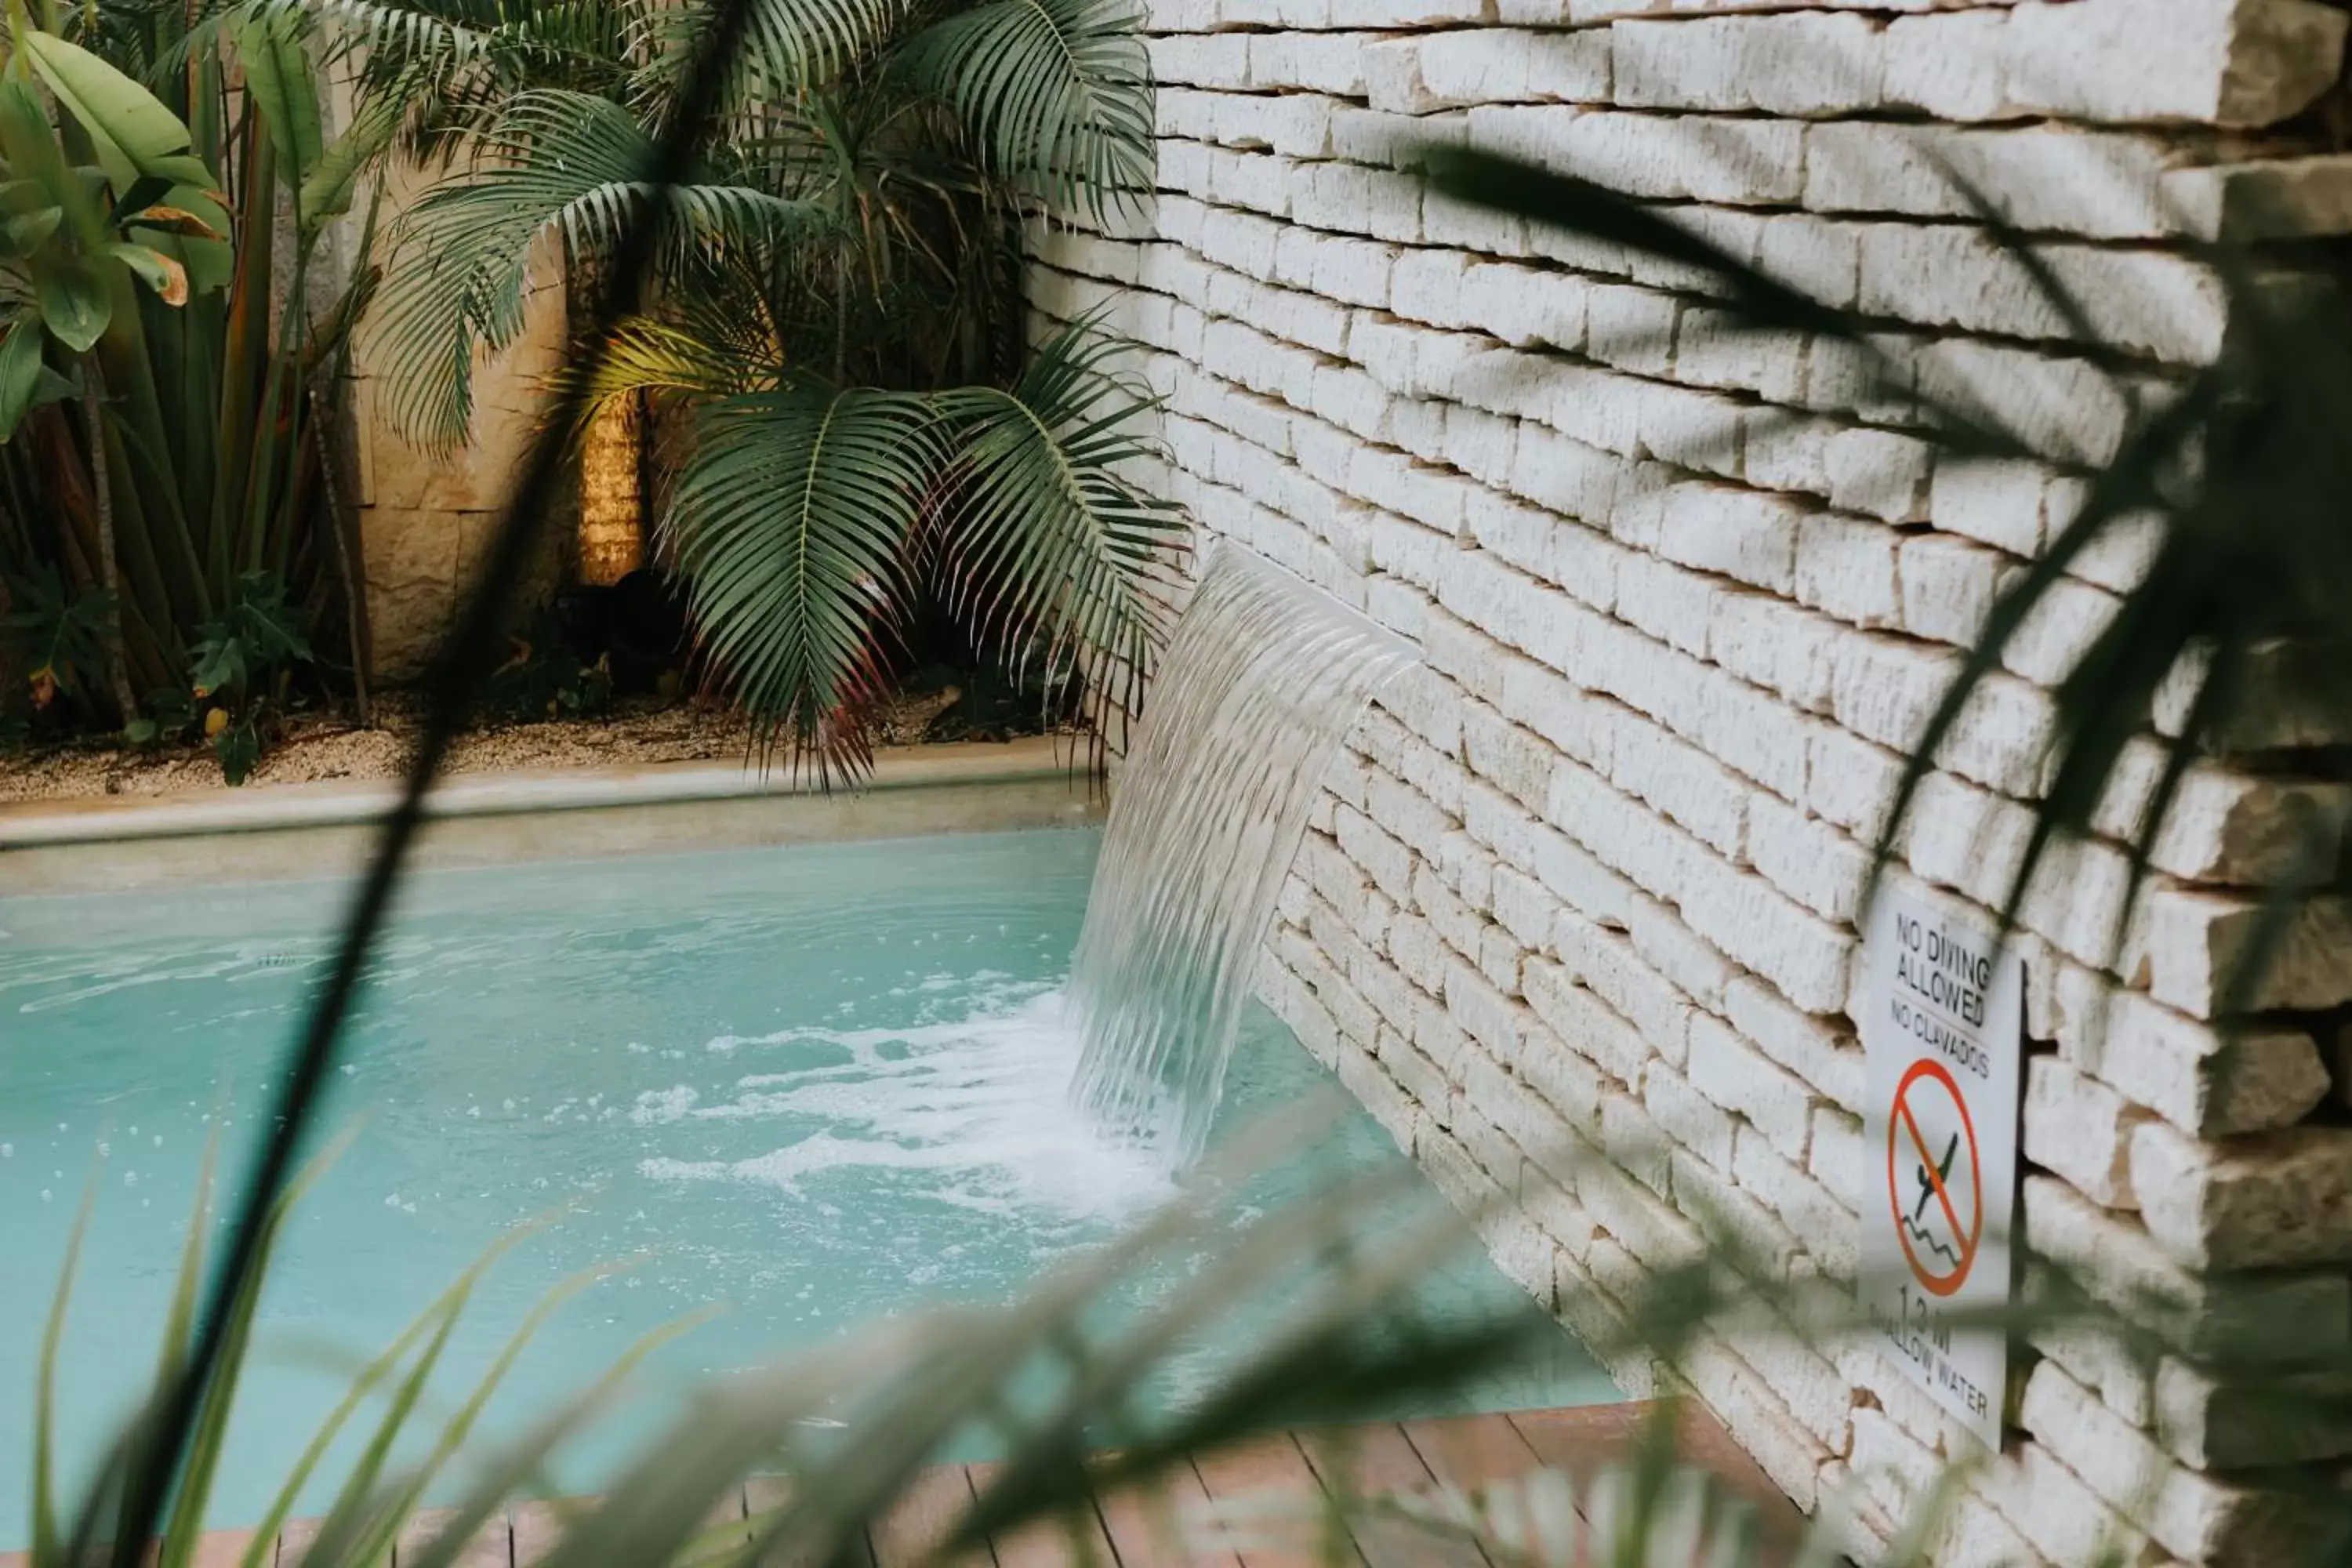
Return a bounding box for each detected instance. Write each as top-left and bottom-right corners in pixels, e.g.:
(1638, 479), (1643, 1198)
(1028, 4), (2352, 1563)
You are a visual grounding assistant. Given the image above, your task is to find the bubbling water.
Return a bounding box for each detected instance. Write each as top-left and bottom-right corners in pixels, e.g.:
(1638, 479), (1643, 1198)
(638, 989), (1179, 1225)
(1066, 546), (1418, 1163)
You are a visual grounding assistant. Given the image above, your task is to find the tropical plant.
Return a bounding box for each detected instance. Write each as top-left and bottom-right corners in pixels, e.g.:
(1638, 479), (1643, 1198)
(252, 0), (1181, 775)
(174, 569), (318, 780)
(482, 603), (616, 720)
(0, 21), (229, 721)
(0, 560), (113, 715)
(0, 1), (397, 767)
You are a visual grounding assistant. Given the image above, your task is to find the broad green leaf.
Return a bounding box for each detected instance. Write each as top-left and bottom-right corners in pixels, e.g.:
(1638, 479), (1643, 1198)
(34, 260), (111, 353)
(128, 191), (233, 239)
(146, 232), (236, 296)
(28, 363), (75, 407)
(0, 80), (81, 229)
(107, 172), (174, 225)
(191, 633), (245, 698)
(214, 717), (260, 785)
(299, 89), (401, 234)
(20, 31), (216, 195)
(5, 205), (61, 252)
(114, 186), (235, 303)
(232, 10), (325, 193)
(107, 241), (189, 305)
(0, 318), (44, 438)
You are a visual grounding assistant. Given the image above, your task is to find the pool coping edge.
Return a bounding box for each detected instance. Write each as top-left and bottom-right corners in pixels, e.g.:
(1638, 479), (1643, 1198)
(0, 737), (1091, 850)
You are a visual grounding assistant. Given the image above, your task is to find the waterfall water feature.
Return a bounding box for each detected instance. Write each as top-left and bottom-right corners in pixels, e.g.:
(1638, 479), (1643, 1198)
(1066, 544), (1421, 1163)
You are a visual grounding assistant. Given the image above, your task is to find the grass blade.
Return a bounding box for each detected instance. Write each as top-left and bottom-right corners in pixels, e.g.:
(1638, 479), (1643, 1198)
(32, 1178), (101, 1566)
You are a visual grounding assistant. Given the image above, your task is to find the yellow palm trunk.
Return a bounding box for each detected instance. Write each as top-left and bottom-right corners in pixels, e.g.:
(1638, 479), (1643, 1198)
(578, 391), (645, 586)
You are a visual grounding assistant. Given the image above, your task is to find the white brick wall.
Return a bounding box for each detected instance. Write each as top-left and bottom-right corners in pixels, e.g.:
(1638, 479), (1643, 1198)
(1037, 2), (2352, 1562)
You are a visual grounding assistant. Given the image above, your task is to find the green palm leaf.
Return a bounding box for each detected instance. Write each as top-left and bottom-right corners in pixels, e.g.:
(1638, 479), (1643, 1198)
(664, 385), (941, 774)
(374, 90), (821, 450)
(636, 0), (904, 117)
(547, 313), (779, 428)
(894, 0), (1153, 223)
(930, 315), (1181, 758)
(190, 0), (630, 100)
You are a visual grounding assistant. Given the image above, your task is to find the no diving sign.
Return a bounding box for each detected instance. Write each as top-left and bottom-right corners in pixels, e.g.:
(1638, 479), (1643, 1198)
(1860, 887), (2023, 1450)
(1889, 1058), (1980, 1295)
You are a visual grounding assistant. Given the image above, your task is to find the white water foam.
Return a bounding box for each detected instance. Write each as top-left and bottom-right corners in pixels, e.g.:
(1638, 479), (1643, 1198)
(637, 990), (1178, 1226)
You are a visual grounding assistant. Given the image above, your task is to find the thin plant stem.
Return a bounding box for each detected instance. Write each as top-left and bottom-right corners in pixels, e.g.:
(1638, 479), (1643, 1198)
(310, 383), (372, 728)
(82, 354), (138, 726)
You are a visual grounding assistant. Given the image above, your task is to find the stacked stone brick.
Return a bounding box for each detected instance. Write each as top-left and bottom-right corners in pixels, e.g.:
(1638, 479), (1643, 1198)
(1029, 0), (2352, 1562)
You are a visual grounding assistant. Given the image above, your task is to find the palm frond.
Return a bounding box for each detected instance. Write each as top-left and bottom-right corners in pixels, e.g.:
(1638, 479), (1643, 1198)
(930, 315), (1181, 760)
(548, 314), (779, 428)
(893, 0), (1153, 223)
(186, 0), (636, 111)
(663, 385), (942, 775)
(168, 0), (490, 93)
(373, 90), (821, 450)
(1841, 198), (2352, 998)
(633, 0), (902, 125)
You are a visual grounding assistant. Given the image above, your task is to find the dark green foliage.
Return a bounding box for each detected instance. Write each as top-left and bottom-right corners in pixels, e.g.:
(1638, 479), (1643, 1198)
(667, 385), (942, 768)
(482, 603), (617, 721)
(189, 572), (313, 705)
(930, 320), (1178, 754)
(0, 0), (400, 774)
(325, 0), (1178, 775)
(104, 569), (321, 779)
(186, 572), (316, 782)
(894, 0), (1157, 224)
(0, 561), (115, 715)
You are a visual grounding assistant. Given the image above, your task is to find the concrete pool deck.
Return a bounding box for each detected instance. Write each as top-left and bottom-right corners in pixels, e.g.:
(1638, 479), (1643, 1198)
(0, 1405), (1806, 1567)
(0, 739), (1105, 895)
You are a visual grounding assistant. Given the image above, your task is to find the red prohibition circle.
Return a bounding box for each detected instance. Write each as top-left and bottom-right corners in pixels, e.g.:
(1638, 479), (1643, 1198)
(1886, 1057), (1983, 1298)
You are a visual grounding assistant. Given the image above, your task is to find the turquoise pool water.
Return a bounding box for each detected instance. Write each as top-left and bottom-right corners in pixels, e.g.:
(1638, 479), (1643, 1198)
(0, 826), (1615, 1545)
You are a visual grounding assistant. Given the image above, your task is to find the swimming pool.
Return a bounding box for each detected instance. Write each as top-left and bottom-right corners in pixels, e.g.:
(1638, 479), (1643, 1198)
(0, 824), (1616, 1546)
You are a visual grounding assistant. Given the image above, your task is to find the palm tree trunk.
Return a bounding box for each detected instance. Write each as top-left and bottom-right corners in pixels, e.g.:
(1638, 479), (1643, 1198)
(579, 389), (646, 586)
(82, 354), (140, 726)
